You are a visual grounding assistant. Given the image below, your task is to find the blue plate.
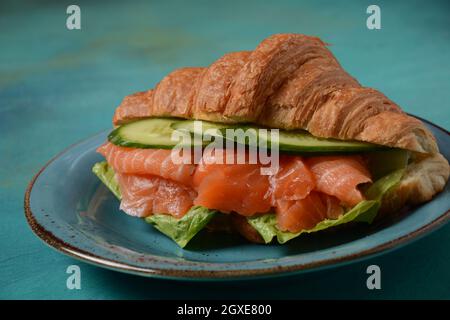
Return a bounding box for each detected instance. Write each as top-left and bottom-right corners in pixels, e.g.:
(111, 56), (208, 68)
(24, 117), (450, 280)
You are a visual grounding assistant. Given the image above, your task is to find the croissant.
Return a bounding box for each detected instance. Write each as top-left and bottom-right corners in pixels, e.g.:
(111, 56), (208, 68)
(112, 34), (448, 212)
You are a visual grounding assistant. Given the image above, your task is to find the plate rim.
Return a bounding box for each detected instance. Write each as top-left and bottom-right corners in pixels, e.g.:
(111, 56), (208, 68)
(24, 116), (450, 280)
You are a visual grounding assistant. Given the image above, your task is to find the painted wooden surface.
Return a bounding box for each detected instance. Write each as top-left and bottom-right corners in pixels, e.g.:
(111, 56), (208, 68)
(0, 0), (449, 299)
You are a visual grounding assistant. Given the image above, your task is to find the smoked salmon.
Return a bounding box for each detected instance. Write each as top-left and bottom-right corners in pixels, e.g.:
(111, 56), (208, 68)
(97, 142), (196, 186)
(193, 151), (272, 216)
(98, 144), (372, 231)
(276, 192), (344, 233)
(116, 173), (196, 218)
(306, 156), (372, 207)
(269, 155), (315, 203)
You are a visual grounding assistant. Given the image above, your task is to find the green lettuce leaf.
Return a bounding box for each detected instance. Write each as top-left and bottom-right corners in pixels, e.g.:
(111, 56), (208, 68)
(145, 206), (217, 248)
(92, 162), (217, 248)
(248, 200), (378, 244)
(366, 169), (405, 201)
(353, 168), (405, 223)
(92, 161), (122, 199)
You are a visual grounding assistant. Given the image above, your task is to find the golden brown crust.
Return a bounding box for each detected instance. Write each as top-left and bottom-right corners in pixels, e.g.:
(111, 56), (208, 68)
(152, 67), (205, 118)
(381, 154), (450, 213)
(193, 51), (251, 120)
(113, 91), (153, 124)
(113, 33), (438, 154)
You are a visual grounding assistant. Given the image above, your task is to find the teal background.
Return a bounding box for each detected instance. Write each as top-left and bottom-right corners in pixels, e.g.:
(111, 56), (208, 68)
(1, 0), (449, 299)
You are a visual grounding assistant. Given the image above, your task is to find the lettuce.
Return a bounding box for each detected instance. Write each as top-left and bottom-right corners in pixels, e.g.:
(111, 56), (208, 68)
(366, 169), (404, 201)
(92, 161), (122, 199)
(247, 161), (406, 244)
(92, 162), (217, 248)
(145, 206), (217, 248)
(248, 201), (378, 244)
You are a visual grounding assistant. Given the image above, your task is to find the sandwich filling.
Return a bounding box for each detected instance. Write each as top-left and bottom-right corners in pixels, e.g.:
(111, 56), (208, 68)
(94, 118), (407, 247)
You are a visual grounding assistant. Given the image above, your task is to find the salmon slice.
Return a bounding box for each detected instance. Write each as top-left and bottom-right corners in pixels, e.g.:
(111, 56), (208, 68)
(276, 192), (344, 233)
(116, 173), (196, 218)
(306, 156), (372, 207)
(270, 155), (315, 203)
(193, 151), (272, 216)
(97, 142), (196, 186)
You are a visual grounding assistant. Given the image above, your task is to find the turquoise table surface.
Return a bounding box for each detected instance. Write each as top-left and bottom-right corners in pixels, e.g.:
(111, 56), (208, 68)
(1, 0), (449, 299)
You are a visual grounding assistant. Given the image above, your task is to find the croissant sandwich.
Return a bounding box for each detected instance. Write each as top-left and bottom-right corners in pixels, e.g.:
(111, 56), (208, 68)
(93, 34), (449, 247)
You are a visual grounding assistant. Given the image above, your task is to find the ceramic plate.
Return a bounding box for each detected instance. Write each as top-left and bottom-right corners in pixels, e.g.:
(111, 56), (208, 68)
(24, 116), (450, 280)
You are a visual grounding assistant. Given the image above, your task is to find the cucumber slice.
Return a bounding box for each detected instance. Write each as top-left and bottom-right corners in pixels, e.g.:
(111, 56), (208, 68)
(275, 131), (382, 152)
(172, 119), (385, 153)
(171, 119), (234, 136)
(108, 117), (204, 149)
